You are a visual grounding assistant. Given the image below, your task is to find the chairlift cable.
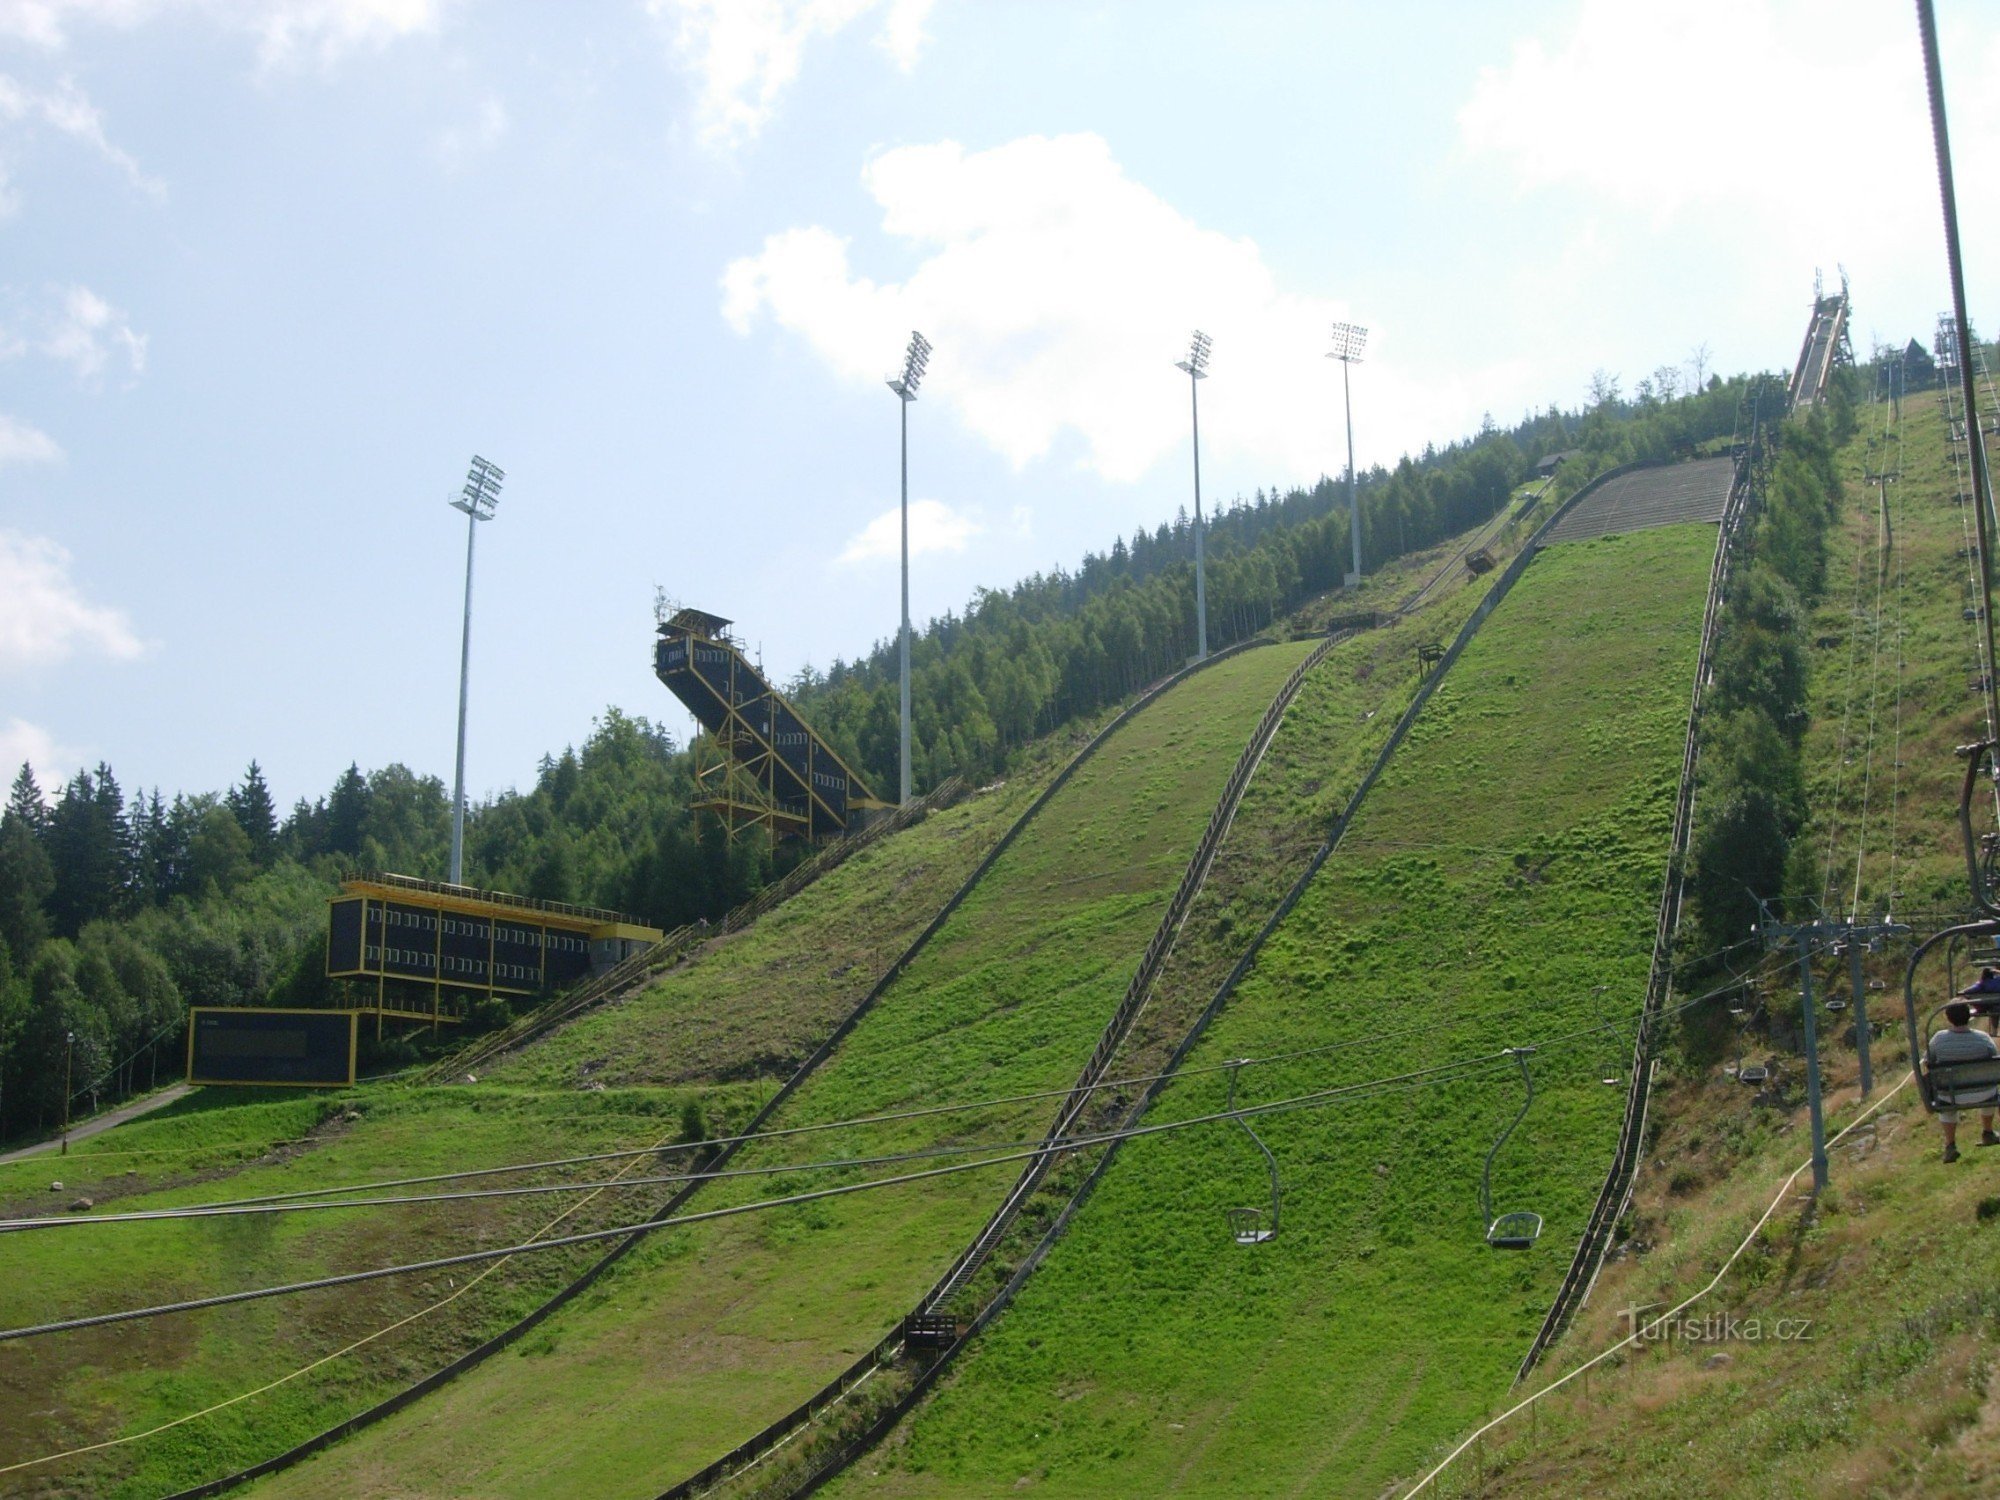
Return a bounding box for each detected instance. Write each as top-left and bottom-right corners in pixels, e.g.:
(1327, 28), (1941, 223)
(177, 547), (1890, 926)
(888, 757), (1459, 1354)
(0, 1054), (1523, 1345)
(11, 965), (1789, 1236)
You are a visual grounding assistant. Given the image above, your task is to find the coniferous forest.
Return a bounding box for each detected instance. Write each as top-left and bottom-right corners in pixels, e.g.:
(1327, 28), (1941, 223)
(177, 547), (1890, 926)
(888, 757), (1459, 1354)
(0, 369), (1798, 1140)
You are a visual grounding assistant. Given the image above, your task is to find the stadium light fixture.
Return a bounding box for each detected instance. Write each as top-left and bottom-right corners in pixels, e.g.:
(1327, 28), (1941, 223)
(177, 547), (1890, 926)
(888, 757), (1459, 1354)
(1327, 322), (1369, 588)
(887, 331), (932, 805)
(448, 454), (505, 886)
(1175, 330), (1212, 660)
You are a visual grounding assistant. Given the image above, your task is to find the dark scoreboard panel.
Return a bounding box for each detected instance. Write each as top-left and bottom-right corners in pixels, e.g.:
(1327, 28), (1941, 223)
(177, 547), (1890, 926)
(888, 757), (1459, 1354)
(187, 1008), (357, 1087)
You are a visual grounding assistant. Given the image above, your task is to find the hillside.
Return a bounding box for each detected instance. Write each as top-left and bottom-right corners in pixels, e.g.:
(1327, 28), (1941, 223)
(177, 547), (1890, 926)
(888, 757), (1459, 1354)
(0, 759), (1056, 1499)
(249, 642), (1328, 1497)
(7, 385), (1925, 1500)
(1375, 391), (2000, 1495)
(825, 519), (1719, 1497)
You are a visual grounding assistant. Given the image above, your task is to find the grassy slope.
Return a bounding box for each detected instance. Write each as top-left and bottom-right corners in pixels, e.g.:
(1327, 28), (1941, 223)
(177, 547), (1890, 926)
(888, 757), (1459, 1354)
(1419, 396), (2000, 1498)
(694, 542), (1540, 1499)
(837, 523), (1716, 1498)
(254, 642), (1317, 1500)
(0, 758), (1048, 1500)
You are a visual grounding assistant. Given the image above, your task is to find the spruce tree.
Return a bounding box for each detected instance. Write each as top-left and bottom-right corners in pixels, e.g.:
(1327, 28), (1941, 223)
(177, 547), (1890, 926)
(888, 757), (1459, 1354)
(325, 763), (367, 860)
(46, 768), (128, 937)
(226, 760), (278, 866)
(0, 797), (53, 961)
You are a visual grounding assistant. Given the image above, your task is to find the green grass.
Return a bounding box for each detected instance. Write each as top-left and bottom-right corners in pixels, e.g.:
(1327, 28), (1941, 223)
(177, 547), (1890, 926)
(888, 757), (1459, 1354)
(833, 523), (1717, 1497)
(480, 766), (1056, 1090)
(0, 750), (1053, 1500)
(251, 642), (1319, 1500)
(0, 1084), (737, 1499)
(1392, 395), (2000, 1497)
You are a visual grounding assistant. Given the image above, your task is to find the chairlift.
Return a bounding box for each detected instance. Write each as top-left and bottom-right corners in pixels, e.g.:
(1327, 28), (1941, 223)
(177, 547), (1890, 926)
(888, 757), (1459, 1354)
(1900, 742), (2000, 1116)
(1482, 1047), (1543, 1250)
(1906, 919), (2000, 1115)
(1740, 1063), (1770, 1086)
(1826, 998), (1849, 1013)
(1222, 1061), (1279, 1245)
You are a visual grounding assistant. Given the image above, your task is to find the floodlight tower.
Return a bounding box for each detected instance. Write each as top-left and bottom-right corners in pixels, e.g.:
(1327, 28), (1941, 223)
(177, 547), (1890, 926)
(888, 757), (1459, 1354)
(1175, 330), (1212, 659)
(1327, 322), (1369, 587)
(447, 454), (504, 887)
(887, 331), (932, 806)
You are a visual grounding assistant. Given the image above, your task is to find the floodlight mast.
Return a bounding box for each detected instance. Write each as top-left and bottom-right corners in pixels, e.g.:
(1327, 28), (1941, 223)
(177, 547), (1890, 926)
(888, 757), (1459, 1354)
(1327, 322), (1369, 588)
(1175, 330), (1212, 660)
(887, 331), (932, 806)
(447, 454), (504, 886)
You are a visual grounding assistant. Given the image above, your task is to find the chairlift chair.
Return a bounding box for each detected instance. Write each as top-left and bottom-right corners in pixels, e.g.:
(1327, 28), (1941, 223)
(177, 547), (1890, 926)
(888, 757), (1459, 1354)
(1222, 1061), (1280, 1246)
(1482, 1047), (1543, 1250)
(1899, 745), (2000, 1116)
(1905, 928), (2000, 1115)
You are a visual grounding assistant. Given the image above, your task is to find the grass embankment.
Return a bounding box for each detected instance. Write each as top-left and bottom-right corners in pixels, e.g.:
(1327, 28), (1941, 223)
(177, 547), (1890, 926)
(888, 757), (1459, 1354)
(835, 522), (1717, 1497)
(254, 642), (1317, 1500)
(1408, 396), (2000, 1497)
(0, 766), (1046, 1500)
(724, 572), (1515, 1496)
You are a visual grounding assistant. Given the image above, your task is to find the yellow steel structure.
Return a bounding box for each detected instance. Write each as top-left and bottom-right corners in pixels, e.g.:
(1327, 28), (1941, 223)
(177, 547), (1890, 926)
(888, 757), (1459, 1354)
(326, 872), (662, 1034)
(655, 608), (891, 842)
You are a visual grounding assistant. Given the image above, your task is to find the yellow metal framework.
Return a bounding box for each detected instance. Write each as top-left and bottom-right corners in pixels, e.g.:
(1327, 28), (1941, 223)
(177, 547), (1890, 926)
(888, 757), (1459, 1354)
(669, 617), (891, 842)
(326, 876), (663, 1034)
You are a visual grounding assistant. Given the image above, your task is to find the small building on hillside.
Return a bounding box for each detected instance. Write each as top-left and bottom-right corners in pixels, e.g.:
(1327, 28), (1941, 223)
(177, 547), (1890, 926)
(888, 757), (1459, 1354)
(325, 872), (662, 1030)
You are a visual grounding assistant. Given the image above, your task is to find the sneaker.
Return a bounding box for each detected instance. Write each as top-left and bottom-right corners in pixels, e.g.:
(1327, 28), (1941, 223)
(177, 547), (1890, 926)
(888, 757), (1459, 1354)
(1983, 1130), (1999, 1147)
(1946, 1145), (1963, 1163)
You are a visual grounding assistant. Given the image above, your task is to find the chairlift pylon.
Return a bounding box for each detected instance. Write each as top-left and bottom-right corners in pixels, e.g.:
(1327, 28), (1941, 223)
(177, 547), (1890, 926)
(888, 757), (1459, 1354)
(1482, 1047), (1543, 1250)
(1223, 1060), (1279, 1245)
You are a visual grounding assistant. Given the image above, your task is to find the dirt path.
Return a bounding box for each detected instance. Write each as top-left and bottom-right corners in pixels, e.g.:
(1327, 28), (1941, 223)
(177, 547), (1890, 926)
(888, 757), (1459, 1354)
(0, 1083), (192, 1162)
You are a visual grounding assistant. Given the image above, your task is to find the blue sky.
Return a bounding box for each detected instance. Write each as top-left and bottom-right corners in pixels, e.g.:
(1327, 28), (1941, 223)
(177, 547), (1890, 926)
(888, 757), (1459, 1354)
(4, 0), (1998, 814)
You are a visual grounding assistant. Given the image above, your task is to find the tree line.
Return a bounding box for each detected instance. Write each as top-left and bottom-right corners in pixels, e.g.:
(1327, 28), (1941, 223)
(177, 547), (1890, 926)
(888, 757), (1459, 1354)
(1685, 406), (1847, 1009)
(0, 359), (1777, 1139)
(793, 370), (1767, 797)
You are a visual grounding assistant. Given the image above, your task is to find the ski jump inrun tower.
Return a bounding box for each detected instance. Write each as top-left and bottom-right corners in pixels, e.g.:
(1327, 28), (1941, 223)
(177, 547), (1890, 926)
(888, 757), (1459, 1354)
(1789, 268), (1854, 413)
(654, 607), (891, 842)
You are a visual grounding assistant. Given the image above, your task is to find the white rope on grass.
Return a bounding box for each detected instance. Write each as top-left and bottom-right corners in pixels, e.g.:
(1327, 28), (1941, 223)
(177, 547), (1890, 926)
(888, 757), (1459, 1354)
(1401, 1069), (1913, 1498)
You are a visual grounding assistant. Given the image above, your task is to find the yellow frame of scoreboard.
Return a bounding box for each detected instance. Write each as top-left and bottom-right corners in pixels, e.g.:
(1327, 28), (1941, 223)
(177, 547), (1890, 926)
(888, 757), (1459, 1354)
(325, 873), (662, 1032)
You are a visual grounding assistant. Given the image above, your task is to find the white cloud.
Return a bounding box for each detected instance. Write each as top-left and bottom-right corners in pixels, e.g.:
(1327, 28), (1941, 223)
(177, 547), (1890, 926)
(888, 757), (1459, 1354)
(0, 717), (83, 787)
(1458, 0), (2000, 265)
(651, 0), (935, 152)
(875, 0), (930, 69)
(0, 0), (447, 66)
(0, 414), (61, 466)
(435, 93), (506, 168)
(838, 497), (979, 564)
(723, 133), (1454, 483)
(32, 283), (146, 383)
(0, 530), (145, 671)
(0, 73), (164, 207)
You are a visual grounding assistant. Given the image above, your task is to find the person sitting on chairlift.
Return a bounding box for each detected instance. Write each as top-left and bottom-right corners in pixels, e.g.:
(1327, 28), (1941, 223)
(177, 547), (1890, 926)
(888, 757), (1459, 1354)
(1964, 967), (2000, 1037)
(1930, 1000), (2000, 1162)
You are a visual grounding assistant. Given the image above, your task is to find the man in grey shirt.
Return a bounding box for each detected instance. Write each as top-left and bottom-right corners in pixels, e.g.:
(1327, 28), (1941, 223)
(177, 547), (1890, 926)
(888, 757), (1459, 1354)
(1930, 1000), (1999, 1162)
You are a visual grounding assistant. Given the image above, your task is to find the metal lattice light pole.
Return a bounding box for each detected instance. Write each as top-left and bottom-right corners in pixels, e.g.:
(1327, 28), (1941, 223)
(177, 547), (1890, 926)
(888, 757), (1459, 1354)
(1175, 330), (1212, 660)
(888, 331), (932, 806)
(448, 454), (504, 886)
(1328, 321), (1369, 588)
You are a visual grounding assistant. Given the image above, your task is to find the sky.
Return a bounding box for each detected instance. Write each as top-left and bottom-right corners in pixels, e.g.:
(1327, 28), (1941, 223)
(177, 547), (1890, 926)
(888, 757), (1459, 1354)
(3, 0), (1999, 816)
